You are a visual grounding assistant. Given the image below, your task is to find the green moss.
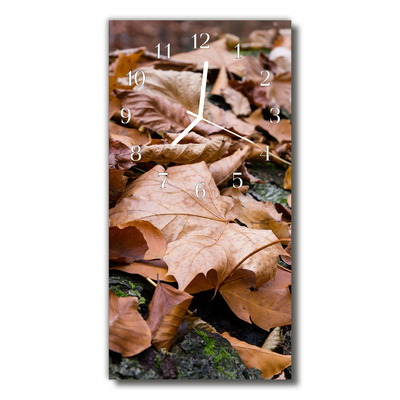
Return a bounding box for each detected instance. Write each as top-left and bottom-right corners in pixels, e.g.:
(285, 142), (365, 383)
(214, 347), (235, 379)
(194, 329), (215, 356)
(115, 290), (128, 297)
(194, 329), (235, 379)
(155, 355), (161, 368)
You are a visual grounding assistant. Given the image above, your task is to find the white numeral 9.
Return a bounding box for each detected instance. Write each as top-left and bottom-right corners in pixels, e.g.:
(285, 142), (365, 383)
(270, 107), (280, 124)
(121, 108), (131, 124)
(195, 182), (206, 199)
(260, 70), (271, 86)
(232, 172), (243, 188)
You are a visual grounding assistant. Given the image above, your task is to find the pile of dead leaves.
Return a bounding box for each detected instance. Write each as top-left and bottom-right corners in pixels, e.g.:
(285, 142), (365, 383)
(109, 28), (292, 380)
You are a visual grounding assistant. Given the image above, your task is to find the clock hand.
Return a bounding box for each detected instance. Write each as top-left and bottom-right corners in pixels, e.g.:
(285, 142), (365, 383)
(171, 61), (208, 146)
(186, 110), (291, 166)
(197, 61), (208, 118)
(186, 110), (256, 146)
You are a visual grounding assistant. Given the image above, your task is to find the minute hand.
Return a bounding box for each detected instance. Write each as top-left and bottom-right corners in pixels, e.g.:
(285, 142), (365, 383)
(186, 110), (256, 146)
(186, 110), (291, 165)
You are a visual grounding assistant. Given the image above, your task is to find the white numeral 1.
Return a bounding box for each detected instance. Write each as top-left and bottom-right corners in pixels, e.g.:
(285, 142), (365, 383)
(234, 43), (241, 59)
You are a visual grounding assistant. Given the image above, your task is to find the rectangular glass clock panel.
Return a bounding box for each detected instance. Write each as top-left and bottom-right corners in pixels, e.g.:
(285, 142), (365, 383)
(109, 20), (292, 380)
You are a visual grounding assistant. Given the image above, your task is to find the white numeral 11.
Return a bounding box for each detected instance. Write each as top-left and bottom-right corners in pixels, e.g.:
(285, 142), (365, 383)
(155, 43), (171, 59)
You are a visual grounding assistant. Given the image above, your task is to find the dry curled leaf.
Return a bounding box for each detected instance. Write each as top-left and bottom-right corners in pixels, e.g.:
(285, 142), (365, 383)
(109, 225), (148, 264)
(219, 266), (291, 331)
(138, 139), (230, 164)
(221, 186), (291, 239)
(109, 137), (135, 170)
(109, 290), (152, 357)
(284, 165), (291, 190)
(209, 146), (263, 187)
(221, 332), (291, 379)
(115, 91), (220, 136)
(146, 281), (193, 351)
(110, 259), (176, 283)
(109, 167), (128, 207)
(109, 162), (287, 291)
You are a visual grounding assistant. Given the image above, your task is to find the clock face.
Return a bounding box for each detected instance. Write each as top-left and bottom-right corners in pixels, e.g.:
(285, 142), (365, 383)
(109, 20), (292, 380)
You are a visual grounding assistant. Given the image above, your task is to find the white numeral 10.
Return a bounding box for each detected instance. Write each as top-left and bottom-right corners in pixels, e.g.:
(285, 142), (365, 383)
(127, 70), (146, 86)
(155, 43), (171, 59)
(195, 182), (206, 198)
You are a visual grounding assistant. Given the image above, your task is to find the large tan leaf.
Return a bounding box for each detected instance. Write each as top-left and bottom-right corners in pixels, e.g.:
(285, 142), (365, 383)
(146, 282), (193, 351)
(109, 291), (152, 357)
(138, 139), (230, 164)
(173, 38), (245, 78)
(115, 91), (220, 136)
(109, 162), (287, 291)
(221, 332), (291, 379)
(219, 266), (291, 331)
(127, 67), (210, 118)
(221, 187), (291, 239)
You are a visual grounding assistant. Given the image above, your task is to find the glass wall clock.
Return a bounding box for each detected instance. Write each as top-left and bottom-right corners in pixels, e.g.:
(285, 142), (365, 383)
(109, 19), (292, 380)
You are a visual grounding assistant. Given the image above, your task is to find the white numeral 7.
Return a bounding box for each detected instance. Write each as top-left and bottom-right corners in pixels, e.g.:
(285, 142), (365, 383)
(158, 172), (168, 188)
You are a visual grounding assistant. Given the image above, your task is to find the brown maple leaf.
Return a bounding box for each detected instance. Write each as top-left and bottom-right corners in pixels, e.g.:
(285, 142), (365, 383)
(109, 162), (287, 291)
(219, 266), (291, 331)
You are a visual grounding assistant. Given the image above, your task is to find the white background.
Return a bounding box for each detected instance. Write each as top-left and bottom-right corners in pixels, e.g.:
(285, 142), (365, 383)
(1, 1), (399, 398)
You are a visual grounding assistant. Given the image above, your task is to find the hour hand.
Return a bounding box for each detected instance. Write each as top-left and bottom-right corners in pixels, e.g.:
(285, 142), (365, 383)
(171, 116), (202, 145)
(171, 61), (208, 145)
